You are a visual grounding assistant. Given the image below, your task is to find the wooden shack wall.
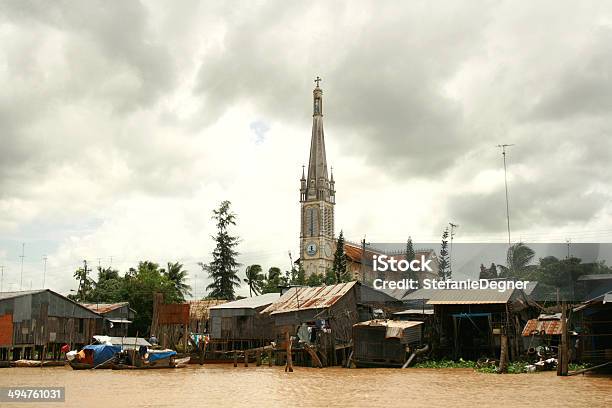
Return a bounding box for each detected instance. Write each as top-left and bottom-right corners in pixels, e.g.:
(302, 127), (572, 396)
(270, 284), (360, 343)
(209, 306), (274, 341)
(353, 325), (406, 366)
(0, 291), (101, 347)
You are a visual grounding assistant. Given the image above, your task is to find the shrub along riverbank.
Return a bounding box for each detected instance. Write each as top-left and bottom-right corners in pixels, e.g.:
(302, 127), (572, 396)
(410, 359), (591, 374)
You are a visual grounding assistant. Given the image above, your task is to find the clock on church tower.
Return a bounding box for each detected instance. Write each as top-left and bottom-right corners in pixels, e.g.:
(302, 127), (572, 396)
(299, 77), (336, 277)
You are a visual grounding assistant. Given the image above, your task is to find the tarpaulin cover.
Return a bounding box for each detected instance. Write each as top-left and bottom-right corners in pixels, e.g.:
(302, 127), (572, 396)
(83, 344), (121, 366)
(148, 350), (176, 362)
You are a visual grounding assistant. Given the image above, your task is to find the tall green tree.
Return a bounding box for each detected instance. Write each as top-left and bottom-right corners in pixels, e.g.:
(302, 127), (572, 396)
(405, 237), (416, 263)
(498, 242), (536, 279)
(405, 236), (418, 282)
(69, 261), (94, 302)
(479, 263), (498, 279)
(200, 201), (241, 300)
(438, 228), (450, 280)
(306, 273), (324, 286)
(324, 268), (337, 285)
(244, 264), (264, 297)
(87, 266), (124, 303)
(332, 231), (349, 282)
(163, 262), (191, 301)
(261, 267), (284, 293)
(123, 261), (182, 335)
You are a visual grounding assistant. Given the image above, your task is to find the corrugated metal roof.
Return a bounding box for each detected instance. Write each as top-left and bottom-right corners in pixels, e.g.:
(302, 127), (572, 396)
(0, 289), (47, 301)
(344, 243), (434, 265)
(354, 319), (424, 329)
(577, 273), (612, 281)
(262, 282), (357, 315)
(522, 318), (563, 336)
(209, 292), (280, 310)
(376, 287), (411, 300)
(81, 302), (129, 314)
(94, 335), (151, 347)
(404, 288), (516, 304)
(392, 309), (434, 315)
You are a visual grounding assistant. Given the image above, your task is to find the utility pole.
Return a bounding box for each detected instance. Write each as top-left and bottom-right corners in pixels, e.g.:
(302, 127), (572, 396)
(42, 256), (47, 289)
(361, 236), (369, 281)
(497, 144), (514, 247)
(19, 243), (25, 290)
(0, 265), (4, 292)
(78, 260), (90, 301)
(194, 274), (197, 301)
(449, 222), (459, 275)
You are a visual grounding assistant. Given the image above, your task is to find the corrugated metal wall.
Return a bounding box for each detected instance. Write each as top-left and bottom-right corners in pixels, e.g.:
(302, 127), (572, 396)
(0, 291), (101, 347)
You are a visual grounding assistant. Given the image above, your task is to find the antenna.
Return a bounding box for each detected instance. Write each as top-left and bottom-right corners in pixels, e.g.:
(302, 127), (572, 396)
(449, 223), (459, 275)
(497, 144), (515, 247)
(19, 243), (25, 290)
(42, 256), (48, 289)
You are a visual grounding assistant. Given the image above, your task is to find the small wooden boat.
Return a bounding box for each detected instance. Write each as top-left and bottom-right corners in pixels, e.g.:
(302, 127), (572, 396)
(112, 356), (191, 370)
(13, 360), (66, 367)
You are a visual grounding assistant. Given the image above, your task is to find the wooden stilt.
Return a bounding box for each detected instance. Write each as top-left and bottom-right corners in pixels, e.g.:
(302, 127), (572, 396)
(499, 334), (508, 373)
(285, 331), (293, 372)
(268, 349), (272, 367)
(557, 302), (568, 376)
(244, 351), (248, 367)
(256, 350), (261, 366)
(233, 350), (238, 367)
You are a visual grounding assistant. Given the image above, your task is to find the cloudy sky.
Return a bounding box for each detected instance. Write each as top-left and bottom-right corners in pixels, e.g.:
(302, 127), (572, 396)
(1, 0), (611, 297)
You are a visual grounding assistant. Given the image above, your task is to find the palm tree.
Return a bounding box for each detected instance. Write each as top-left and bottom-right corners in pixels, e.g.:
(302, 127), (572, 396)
(498, 243), (536, 279)
(165, 262), (192, 300)
(243, 264), (264, 297)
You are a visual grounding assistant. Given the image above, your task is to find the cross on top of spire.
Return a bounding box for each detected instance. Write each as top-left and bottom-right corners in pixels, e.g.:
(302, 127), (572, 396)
(314, 76), (322, 87)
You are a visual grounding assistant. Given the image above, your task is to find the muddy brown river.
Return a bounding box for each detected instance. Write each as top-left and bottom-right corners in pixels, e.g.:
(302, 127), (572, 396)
(0, 365), (610, 407)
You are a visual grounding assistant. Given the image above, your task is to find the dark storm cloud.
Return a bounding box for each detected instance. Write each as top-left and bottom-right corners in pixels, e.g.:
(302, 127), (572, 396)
(527, 26), (612, 121)
(0, 0), (179, 199)
(193, 1), (491, 176)
(0, 0), (175, 110)
(0, 0), (611, 235)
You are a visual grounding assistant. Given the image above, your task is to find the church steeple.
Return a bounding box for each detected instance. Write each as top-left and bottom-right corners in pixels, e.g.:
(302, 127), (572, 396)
(299, 76), (336, 278)
(306, 76), (332, 202)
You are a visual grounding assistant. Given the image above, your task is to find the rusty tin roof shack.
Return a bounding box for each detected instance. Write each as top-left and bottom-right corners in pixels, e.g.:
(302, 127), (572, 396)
(262, 281), (359, 326)
(208, 293), (280, 342)
(81, 302), (136, 337)
(0, 289), (103, 356)
(352, 320), (424, 368)
(404, 287), (534, 361)
(261, 282), (362, 367)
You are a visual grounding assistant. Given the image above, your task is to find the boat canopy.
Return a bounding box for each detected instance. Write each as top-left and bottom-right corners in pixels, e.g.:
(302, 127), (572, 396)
(148, 349), (177, 362)
(83, 344), (122, 366)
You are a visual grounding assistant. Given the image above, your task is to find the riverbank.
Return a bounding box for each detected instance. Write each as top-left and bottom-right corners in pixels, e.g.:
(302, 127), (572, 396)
(0, 365), (609, 408)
